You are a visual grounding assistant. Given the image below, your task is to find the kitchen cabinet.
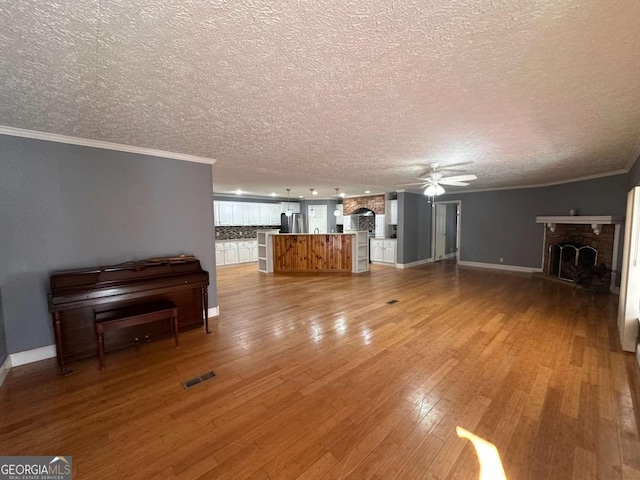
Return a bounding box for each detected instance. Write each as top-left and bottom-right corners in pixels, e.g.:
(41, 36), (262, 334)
(335, 204), (344, 224)
(260, 204), (281, 225)
(384, 240), (397, 263)
(217, 202), (233, 226)
(215, 244), (224, 266)
(232, 203), (245, 226)
(213, 201), (283, 226)
(387, 200), (398, 225)
(237, 241), (251, 263)
(371, 239), (384, 262)
(375, 214), (386, 238)
(269, 204), (281, 225)
(223, 243), (238, 264)
(216, 240), (262, 266)
(250, 241), (259, 262)
(370, 238), (396, 264)
(280, 202), (301, 214)
(247, 203), (261, 225)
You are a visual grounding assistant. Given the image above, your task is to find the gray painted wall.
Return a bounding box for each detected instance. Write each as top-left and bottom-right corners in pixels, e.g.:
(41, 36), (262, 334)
(397, 192), (431, 264)
(300, 200), (339, 232)
(0, 135), (216, 355)
(628, 156), (640, 189)
(439, 173), (628, 269)
(0, 289), (6, 365)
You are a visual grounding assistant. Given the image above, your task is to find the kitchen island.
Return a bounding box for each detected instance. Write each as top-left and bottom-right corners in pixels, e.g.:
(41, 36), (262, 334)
(257, 231), (369, 274)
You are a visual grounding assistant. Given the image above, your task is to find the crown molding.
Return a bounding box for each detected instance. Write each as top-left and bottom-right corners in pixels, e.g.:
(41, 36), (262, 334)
(440, 169), (629, 196)
(0, 126), (216, 165)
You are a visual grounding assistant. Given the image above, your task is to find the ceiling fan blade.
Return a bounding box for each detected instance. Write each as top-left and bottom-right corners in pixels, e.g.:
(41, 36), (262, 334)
(438, 161), (474, 171)
(440, 174), (477, 182)
(439, 180), (470, 186)
(394, 182), (428, 187)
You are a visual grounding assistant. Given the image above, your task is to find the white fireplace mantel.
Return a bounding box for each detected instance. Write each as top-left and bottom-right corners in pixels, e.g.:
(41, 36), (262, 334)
(535, 215), (623, 235)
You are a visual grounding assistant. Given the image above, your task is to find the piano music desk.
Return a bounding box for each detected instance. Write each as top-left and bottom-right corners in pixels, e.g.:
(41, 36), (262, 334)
(95, 301), (178, 370)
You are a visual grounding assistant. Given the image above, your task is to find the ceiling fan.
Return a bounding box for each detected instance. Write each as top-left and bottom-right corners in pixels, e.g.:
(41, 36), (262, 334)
(396, 162), (477, 196)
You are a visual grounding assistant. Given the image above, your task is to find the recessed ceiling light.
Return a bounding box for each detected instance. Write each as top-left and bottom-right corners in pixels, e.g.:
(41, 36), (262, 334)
(270, 192), (277, 197)
(234, 189), (243, 195)
(339, 192), (346, 197)
(312, 190), (318, 196)
(365, 190), (370, 194)
(299, 195), (304, 198)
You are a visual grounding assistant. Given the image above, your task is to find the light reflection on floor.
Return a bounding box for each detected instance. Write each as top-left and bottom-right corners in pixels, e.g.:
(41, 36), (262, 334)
(456, 426), (507, 480)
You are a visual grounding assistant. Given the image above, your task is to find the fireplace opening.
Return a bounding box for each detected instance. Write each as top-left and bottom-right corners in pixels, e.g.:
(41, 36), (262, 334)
(549, 242), (597, 281)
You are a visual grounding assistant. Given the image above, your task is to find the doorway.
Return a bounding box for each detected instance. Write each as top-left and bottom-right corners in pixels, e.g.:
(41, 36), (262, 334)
(432, 200), (461, 262)
(308, 205), (328, 233)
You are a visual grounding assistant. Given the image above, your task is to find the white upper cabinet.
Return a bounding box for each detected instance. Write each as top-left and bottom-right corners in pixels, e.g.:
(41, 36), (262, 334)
(335, 204), (344, 224)
(387, 200), (398, 225)
(280, 202), (301, 214)
(214, 201), (283, 226)
(217, 202), (233, 226)
(232, 203), (245, 226)
(375, 214), (386, 238)
(247, 203), (261, 225)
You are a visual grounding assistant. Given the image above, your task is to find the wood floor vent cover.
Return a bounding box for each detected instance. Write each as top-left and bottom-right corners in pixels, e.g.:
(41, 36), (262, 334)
(182, 371), (216, 389)
(386, 299), (399, 304)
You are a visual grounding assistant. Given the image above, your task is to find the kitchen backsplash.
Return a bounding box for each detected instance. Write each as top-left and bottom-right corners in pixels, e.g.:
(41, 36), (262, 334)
(358, 216), (375, 231)
(215, 226), (277, 240)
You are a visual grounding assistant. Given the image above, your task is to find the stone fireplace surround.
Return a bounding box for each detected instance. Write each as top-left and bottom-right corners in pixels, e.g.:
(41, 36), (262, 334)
(535, 216), (622, 291)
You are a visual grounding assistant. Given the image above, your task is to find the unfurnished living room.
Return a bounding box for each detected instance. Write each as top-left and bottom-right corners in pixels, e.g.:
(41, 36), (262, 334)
(1, 1), (640, 479)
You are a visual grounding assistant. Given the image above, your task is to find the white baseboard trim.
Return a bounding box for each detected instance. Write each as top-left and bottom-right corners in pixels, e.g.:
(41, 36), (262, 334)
(207, 306), (220, 318)
(396, 258), (434, 269)
(636, 343), (640, 369)
(9, 344), (57, 368)
(457, 261), (543, 274)
(370, 261), (396, 267)
(443, 252), (457, 259)
(0, 355), (11, 388)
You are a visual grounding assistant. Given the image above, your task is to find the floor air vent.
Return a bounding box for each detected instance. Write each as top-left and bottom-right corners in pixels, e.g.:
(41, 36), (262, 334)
(182, 371), (216, 389)
(387, 299), (399, 304)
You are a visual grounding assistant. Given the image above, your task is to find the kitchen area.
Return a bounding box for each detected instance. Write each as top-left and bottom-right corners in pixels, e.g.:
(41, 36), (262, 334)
(213, 193), (399, 271)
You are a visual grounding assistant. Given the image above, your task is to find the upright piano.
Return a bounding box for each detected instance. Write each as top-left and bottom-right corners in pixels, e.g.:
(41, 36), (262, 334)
(48, 255), (209, 374)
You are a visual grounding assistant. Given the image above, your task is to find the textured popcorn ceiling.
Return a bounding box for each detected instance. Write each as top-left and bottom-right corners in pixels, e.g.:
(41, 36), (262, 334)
(1, 1), (640, 198)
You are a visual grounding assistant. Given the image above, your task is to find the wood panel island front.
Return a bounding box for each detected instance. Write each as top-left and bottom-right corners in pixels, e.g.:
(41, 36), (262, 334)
(257, 231), (369, 274)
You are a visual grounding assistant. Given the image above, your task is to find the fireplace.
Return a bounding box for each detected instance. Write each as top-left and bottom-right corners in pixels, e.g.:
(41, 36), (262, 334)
(535, 215), (622, 292)
(549, 243), (597, 280)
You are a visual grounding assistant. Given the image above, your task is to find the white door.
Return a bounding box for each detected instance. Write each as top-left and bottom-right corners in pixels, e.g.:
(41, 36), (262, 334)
(308, 205), (327, 233)
(435, 204), (446, 261)
(618, 187), (640, 351)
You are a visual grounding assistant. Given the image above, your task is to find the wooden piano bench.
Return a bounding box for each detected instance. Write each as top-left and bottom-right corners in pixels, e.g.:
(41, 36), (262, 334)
(94, 301), (178, 370)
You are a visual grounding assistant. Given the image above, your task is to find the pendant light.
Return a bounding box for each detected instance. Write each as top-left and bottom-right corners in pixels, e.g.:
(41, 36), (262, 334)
(333, 188), (341, 216)
(285, 188), (292, 217)
(309, 189), (316, 217)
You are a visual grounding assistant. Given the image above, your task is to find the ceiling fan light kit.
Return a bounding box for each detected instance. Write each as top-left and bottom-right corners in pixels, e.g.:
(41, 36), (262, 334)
(424, 184), (446, 196)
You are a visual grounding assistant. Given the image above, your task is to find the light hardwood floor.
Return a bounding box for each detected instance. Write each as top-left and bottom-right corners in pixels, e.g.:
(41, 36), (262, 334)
(1, 262), (639, 479)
